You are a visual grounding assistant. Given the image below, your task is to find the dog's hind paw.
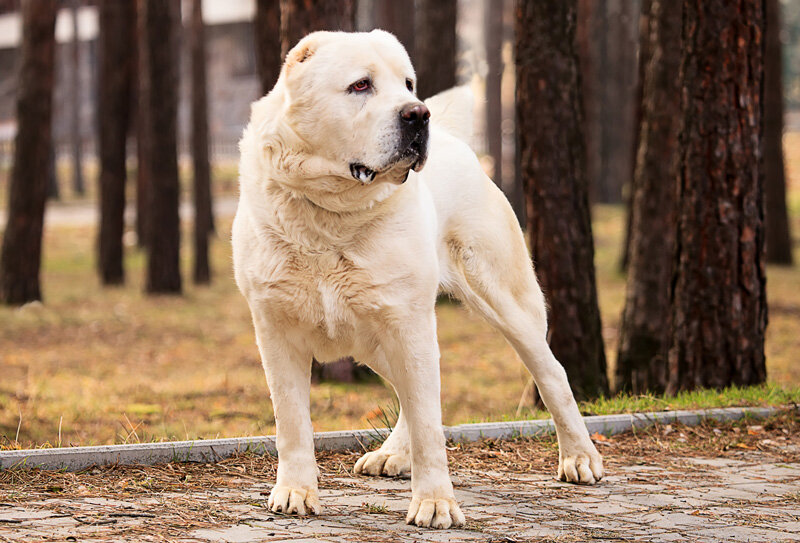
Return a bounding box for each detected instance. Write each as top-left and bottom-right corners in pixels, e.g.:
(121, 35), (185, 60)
(267, 486), (321, 516)
(558, 447), (604, 485)
(354, 450), (411, 478)
(406, 497), (465, 529)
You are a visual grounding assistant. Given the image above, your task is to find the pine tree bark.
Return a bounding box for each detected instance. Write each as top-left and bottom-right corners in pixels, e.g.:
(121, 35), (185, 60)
(415, 0), (457, 99)
(667, 0), (767, 394)
(516, 0), (609, 400)
(135, 0), (151, 248)
(69, 0), (85, 196)
(616, 0), (681, 394)
(190, 0), (213, 285)
(373, 0), (415, 60)
(97, 0), (135, 285)
(576, 0), (603, 201)
(485, 0), (503, 189)
(254, 0), (281, 95)
(764, 0), (793, 265)
(0, 0), (57, 305)
(280, 0), (355, 57)
(142, 0), (182, 294)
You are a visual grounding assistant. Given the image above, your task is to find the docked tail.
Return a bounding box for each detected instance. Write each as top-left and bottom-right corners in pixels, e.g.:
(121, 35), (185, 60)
(424, 85), (474, 145)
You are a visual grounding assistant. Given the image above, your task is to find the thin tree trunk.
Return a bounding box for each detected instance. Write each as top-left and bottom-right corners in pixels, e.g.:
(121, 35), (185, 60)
(135, 0), (151, 248)
(667, 0), (767, 394)
(0, 0), (57, 305)
(373, 0), (415, 59)
(764, 0), (793, 265)
(415, 0), (457, 99)
(254, 0), (281, 95)
(280, 0), (355, 57)
(191, 0), (213, 285)
(97, 0), (135, 285)
(47, 144), (59, 200)
(485, 0), (503, 189)
(616, 0), (681, 394)
(142, 0), (182, 294)
(70, 0), (85, 196)
(516, 0), (609, 401)
(619, 0), (652, 272)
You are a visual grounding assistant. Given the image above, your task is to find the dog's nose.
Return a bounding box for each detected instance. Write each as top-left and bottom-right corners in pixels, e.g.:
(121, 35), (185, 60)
(400, 103), (430, 128)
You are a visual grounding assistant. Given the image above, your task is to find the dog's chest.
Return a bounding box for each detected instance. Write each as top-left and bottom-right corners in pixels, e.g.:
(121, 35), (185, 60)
(256, 245), (384, 340)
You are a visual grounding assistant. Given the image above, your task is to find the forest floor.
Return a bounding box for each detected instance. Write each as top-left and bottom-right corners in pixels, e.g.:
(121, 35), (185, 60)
(1, 410), (799, 542)
(0, 134), (798, 449)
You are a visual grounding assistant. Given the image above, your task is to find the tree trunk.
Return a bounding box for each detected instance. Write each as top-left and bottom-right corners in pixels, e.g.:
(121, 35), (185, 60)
(254, 0), (281, 95)
(0, 0), (57, 305)
(191, 0), (213, 285)
(516, 0), (609, 401)
(142, 0), (182, 294)
(97, 0), (135, 285)
(764, 0), (793, 265)
(70, 0), (85, 196)
(616, 0), (681, 394)
(619, 0), (652, 272)
(414, 0), (457, 99)
(667, 0), (767, 394)
(280, 0), (355, 57)
(135, 0), (151, 248)
(485, 0), (503, 189)
(373, 0), (415, 60)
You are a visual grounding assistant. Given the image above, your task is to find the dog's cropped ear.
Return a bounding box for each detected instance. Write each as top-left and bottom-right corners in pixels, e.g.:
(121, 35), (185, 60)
(283, 31), (333, 71)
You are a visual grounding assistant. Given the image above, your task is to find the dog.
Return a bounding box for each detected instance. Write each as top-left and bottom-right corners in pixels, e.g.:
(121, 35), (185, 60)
(233, 30), (603, 529)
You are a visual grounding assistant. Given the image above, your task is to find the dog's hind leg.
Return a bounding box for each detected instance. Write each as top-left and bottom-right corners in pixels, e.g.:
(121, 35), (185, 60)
(441, 189), (603, 485)
(250, 311), (321, 515)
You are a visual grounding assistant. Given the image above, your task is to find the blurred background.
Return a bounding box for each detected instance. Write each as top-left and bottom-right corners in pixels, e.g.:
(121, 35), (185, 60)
(0, 0), (798, 449)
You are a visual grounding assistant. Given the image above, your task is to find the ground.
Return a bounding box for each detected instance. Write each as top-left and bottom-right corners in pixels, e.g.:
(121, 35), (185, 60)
(1, 411), (799, 542)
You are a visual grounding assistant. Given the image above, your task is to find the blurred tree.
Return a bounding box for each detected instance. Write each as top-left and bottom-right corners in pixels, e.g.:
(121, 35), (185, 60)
(135, 0), (150, 248)
(415, 0), (456, 99)
(516, 0), (608, 400)
(97, 0), (135, 285)
(619, 0), (652, 272)
(47, 144), (59, 201)
(616, 0), (681, 394)
(374, 0), (415, 59)
(69, 0), (85, 196)
(280, 0), (354, 57)
(141, 0), (182, 294)
(485, 0), (503, 189)
(254, 0), (281, 95)
(667, 0), (767, 394)
(765, 0), (793, 265)
(576, 0), (602, 205)
(0, 0), (57, 305)
(190, 0), (213, 284)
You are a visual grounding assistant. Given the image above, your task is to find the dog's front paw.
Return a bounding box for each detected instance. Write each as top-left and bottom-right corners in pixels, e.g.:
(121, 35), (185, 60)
(267, 486), (321, 516)
(354, 450), (411, 478)
(558, 443), (604, 485)
(406, 496), (465, 529)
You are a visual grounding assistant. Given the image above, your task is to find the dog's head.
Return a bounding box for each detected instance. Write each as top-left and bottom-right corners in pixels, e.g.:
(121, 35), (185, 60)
(274, 30), (428, 186)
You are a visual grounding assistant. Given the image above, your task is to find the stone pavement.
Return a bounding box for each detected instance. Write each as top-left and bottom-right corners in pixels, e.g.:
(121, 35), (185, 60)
(1, 453), (799, 542)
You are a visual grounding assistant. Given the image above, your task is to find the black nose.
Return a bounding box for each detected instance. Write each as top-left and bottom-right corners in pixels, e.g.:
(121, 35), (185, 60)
(400, 103), (430, 128)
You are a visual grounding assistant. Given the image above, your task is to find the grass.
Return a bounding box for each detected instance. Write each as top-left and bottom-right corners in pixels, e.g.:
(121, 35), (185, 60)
(0, 135), (799, 449)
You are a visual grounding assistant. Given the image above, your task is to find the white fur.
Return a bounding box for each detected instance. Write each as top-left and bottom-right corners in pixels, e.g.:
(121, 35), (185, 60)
(233, 30), (603, 529)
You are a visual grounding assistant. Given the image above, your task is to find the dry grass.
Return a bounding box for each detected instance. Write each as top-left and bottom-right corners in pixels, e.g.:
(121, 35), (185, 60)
(0, 137), (799, 449)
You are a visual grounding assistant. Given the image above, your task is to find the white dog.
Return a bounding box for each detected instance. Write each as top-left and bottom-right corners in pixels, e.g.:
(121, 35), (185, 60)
(233, 30), (603, 529)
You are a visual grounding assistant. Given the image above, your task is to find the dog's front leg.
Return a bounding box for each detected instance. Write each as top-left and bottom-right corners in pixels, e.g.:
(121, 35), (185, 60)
(381, 317), (465, 529)
(251, 313), (320, 516)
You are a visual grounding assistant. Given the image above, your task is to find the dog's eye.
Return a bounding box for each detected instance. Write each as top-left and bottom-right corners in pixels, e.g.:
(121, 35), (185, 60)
(406, 79), (414, 92)
(349, 78), (371, 93)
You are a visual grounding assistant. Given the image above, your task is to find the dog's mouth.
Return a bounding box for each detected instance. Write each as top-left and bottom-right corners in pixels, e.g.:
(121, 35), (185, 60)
(349, 132), (428, 185)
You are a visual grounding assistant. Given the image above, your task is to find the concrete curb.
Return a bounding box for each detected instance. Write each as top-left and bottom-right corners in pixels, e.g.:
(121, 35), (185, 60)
(0, 406), (782, 472)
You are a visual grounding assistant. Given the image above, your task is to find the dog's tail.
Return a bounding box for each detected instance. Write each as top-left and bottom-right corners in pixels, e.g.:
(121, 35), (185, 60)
(424, 85), (474, 145)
